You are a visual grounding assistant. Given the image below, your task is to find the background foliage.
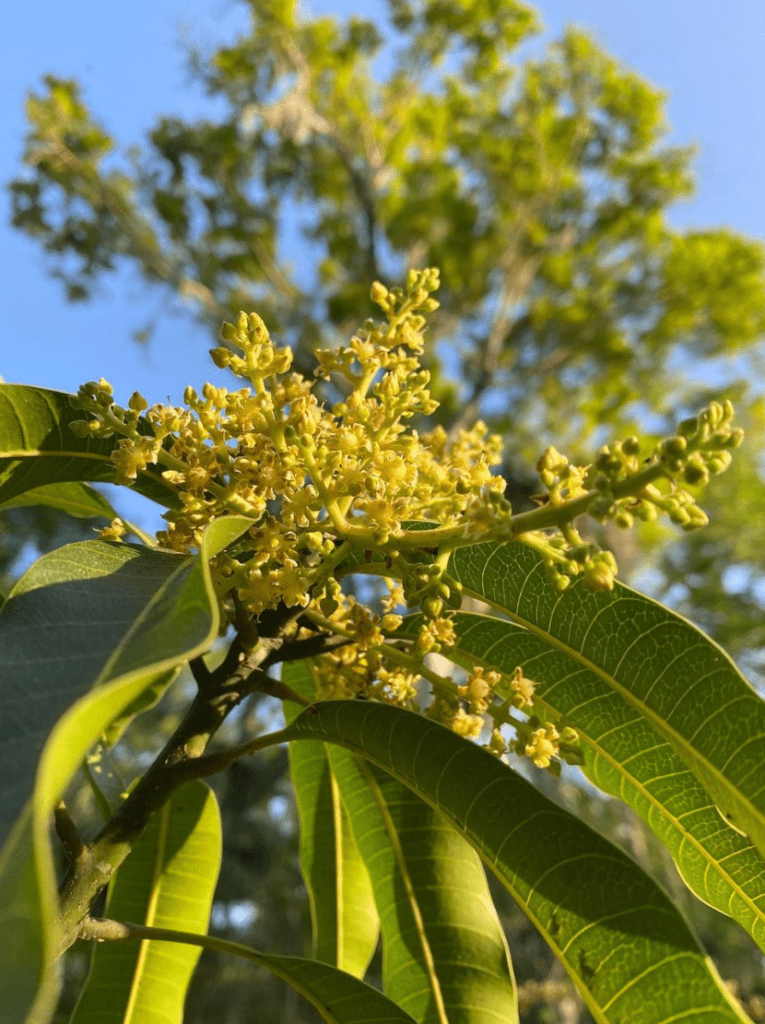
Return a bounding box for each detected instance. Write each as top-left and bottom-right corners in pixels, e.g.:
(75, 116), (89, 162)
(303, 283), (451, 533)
(5, 1), (765, 1021)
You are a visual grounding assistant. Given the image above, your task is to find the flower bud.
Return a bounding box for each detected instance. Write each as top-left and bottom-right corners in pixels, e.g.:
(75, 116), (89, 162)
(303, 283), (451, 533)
(682, 507), (708, 530)
(69, 419), (96, 438)
(583, 562), (614, 592)
(677, 416), (699, 438)
(370, 281), (389, 305)
(420, 596), (444, 620)
(209, 347), (232, 369)
(660, 436), (687, 460)
(682, 458), (709, 487)
(613, 509), (634, 529)
(707, 451), (732, 474)
(221, 321), (238, 342)
(629, 501), (653, 522)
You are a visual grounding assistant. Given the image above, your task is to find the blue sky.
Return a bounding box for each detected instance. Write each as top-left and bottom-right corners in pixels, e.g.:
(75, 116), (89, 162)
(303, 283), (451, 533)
(2, 0), (764, 532)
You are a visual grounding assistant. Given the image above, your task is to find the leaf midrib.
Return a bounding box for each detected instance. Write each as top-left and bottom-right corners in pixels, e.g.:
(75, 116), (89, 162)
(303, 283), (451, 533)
(0, 449), (109, 460)
(330, 768), (345, 966)
(124, 800), (171, 1024)
(356, 758), (450, 1024)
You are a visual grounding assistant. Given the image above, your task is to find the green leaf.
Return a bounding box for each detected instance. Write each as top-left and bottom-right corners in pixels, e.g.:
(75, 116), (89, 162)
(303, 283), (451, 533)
(284, 661), (379, 978)
(226, 950), (419, 1024)
(286, 701), (750, 1024)
(1, 481), (118, 520)
(0, 384), (179, 508)
(448, 542), (765, 861)
(328, 747), (518, 1024)
(84, 928), (421, 1024)
(431, 610), (765, 955)
(69, 780), (222, 1024)
(0, 514), (252, 1024)
(286, 664), (517, 1022)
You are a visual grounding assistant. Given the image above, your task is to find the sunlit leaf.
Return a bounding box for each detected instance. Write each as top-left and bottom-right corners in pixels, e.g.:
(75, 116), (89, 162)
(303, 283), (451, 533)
(1, 481), (117, 520)
(69, 781), (222, 1024)
(423, 610), (765, 954)
(447, 542), (765, 861)
(0, 514), (252, 1024)
(97, 929), (421, 1024)
(0, 384), (178, 509)
(284, 661), (379, 978)
(286, 701), (749, 1024)
(329, 747), (518, 1024)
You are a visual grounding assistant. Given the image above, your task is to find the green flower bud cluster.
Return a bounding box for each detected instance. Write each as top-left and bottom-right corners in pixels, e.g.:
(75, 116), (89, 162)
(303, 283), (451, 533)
(369, 267), (442, 320)
(70, 380), (167, 486)
(526, 400), (742, 594)
(587, 400), (741, 532)
(399, 553), (464, 620)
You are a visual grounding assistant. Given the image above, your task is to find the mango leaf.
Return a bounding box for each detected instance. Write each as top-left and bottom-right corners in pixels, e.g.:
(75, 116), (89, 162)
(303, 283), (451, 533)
(83, 927), (420, 1024)
(69, 780), (222, 1024)
(1, 481), (118, 520)
(284, 661), (379, 978)
(0, 514), (252, 1024)
(285, 701), (750, 1024)
(230, 951), (418, 1024)
(0, 384), (179, 508)
(447, 542), (765, 862)
(286, 662), (515, 1021)
(328, 747), (518, 1024)
(424, 610), (765, 954)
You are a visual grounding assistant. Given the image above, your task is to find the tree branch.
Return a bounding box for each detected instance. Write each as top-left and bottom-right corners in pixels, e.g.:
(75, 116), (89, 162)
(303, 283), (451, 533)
(56, 612), (338, 956)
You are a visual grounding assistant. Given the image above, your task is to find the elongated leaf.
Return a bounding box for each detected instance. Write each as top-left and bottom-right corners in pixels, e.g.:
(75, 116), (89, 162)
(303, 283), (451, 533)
(81, 927), (420, 1024)
(328, 747), (518, 1024)
(0, 514), (252, 1024)
(286, 663), (516, 1021)
(231, 951), (419, 1024)
(286, 701), (750, 1024)
(420, 611), (765, 953)
(0, 384), (178, 508)
(447, 542), (765, 861)
(1, 481), (118, 519)
(70, 781), (222, 1024)
(284, 661), (379, 978)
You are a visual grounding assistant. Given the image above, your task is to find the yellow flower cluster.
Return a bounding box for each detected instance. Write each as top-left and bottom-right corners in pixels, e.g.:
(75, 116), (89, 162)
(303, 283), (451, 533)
(75, 269), (504, 601)
(69, 266), (736, 774)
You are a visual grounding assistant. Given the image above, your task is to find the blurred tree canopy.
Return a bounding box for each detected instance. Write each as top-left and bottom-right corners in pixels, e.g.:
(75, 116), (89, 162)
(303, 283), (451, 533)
(8, 1), (765, 1020)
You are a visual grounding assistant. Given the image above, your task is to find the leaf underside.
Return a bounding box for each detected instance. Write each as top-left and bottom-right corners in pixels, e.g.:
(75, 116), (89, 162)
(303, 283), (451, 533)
(447, 542), (765, 862)
(287, 701), (748, 1024)
(70, 780), (222, 1024)
(285, 660), (380, 979)
(0, 516), (251, 1024)
(426, 609), (765, 954)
